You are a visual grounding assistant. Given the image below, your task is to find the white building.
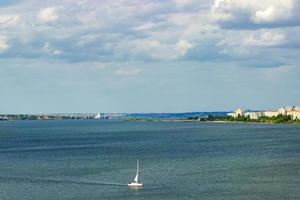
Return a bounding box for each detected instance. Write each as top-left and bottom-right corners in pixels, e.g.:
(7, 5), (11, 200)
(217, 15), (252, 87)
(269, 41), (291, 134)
(287, 110), (300, 120)
(244, 112), (264, 120)
(227, 108), (245, 118)
(278, 108), (287, 115)
(228, 106), (300, 120)
(292, 111), (300, 120)
(263, 110), (279, 117)
(235, 108), (244, 116)
(94, 113), (101, 119)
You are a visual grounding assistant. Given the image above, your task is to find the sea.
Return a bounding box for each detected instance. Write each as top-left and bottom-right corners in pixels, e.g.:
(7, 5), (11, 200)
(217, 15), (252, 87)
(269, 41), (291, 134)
(0, 120), (299, 200)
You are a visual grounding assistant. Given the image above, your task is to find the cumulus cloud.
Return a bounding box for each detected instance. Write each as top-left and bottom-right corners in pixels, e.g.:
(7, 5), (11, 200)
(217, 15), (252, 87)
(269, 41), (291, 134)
(211, 0), (300, 28)
(38, 7), (59, 22)
(0, 0), (299, 70)
(253, 6), (283, 23)
(252, 1), (295, 24)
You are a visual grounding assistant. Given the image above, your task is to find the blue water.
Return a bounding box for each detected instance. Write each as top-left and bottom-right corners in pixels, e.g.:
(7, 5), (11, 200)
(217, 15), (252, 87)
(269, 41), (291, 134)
(0, 120), (299, 200)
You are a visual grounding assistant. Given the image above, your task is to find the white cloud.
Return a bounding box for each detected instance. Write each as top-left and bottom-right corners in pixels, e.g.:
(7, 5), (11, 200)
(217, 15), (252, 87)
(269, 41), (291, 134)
(0, 0), (298, 68)
(175, 40), (194, 56)
(0, 35), (9, 52)
(244, 30), (286, 46)
(0, 15), (20, 27)
(38, 7), (59, 22)
(211, 0), (299, 26)
(252, 3), (293, 24)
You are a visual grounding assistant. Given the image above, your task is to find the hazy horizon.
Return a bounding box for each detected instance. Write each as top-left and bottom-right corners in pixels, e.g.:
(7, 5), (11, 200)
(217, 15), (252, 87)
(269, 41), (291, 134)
(1, 106), (298, 115)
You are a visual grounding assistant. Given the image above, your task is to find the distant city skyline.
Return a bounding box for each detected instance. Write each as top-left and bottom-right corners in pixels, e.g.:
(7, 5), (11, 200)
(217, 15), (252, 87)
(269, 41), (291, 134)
(1, 0), (300, 114)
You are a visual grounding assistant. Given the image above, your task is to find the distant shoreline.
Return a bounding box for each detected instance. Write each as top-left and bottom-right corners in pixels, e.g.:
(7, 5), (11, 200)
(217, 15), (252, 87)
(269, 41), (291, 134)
(1, 114), (300, 125)
(1, 119), (300, 125)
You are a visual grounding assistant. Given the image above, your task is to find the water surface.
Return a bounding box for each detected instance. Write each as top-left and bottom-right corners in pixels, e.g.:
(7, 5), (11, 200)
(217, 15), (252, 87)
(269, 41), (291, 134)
(0, 120), (299, 199)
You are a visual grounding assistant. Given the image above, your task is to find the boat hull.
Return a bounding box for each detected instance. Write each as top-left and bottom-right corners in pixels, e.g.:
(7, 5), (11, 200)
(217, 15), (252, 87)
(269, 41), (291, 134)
(128, 182), (143, 187)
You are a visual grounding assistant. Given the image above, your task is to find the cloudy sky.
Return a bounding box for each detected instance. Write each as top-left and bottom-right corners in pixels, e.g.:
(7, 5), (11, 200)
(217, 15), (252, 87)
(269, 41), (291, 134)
(0, 0), (300, 113)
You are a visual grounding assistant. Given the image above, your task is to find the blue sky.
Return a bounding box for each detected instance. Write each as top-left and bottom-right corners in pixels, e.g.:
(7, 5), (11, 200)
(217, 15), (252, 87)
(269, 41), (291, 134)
(0, 0), (300, 113)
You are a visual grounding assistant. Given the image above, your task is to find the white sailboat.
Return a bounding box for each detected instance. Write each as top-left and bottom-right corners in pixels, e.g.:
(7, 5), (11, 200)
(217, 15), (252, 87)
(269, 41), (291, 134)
(128, 159), (143, 187)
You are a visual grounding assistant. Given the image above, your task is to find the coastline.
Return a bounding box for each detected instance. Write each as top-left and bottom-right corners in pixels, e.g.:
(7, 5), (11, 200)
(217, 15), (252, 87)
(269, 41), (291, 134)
(125, 119), (300, 125)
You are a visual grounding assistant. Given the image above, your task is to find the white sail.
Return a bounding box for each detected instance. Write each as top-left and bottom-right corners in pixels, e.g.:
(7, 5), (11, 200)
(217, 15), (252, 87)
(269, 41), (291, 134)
(134, 159), (139, 182)
(128, 159), (142, 187)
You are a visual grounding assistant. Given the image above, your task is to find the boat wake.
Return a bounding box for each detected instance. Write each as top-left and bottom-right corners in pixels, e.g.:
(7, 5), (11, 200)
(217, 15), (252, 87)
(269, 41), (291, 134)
(0, 176), (128, 187)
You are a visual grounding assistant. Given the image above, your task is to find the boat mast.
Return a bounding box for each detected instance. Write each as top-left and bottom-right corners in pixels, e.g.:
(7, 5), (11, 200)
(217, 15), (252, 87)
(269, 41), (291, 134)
(134, 159), (139, 182)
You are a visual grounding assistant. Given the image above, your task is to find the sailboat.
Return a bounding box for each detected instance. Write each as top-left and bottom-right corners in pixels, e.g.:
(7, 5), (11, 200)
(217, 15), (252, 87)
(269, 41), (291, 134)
(128, 159), (143, 187)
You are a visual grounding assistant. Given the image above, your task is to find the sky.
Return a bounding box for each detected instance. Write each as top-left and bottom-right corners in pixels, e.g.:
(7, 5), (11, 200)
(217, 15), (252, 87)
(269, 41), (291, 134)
(0, 0), (300, 114)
